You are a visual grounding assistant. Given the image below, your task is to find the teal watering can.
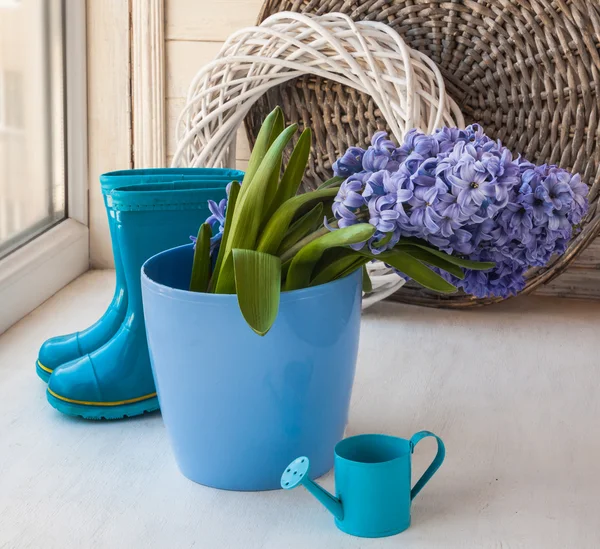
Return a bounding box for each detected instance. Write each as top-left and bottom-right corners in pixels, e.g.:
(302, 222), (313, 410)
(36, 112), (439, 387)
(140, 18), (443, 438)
(281, 431), (445, 538)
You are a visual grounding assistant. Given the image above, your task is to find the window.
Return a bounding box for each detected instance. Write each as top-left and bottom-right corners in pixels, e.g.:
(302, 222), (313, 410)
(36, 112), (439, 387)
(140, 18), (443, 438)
(0, 0), (66, 258)
(0, 0), (88, 334)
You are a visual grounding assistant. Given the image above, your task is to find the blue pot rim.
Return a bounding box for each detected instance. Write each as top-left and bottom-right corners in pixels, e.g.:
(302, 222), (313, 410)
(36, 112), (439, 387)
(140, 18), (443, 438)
(141, 243), (362, 305)
(110, 182), (230, 211)
(100, 168), (244, 194)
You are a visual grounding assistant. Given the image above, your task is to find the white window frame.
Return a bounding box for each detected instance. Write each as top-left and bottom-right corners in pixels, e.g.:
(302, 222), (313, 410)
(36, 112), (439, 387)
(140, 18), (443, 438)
(0, 0), (89, 334)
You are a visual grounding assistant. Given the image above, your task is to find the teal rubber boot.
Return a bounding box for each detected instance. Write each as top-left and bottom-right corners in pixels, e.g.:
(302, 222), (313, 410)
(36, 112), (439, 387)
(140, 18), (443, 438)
(36, 168), (242, 382)
(47, 181), (230, 419)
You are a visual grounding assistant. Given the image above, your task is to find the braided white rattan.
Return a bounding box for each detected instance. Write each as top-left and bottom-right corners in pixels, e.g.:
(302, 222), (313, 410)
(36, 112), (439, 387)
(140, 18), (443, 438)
(172, 11), (465, 308)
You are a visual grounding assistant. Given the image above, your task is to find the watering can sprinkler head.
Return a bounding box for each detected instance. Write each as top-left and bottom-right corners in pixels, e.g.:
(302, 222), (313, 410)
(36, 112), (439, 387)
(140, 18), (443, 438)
(281, 457), (344, 521)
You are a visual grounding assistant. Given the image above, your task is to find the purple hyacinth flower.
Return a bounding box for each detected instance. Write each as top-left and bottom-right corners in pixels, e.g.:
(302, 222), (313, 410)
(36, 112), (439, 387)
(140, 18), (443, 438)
(362, 147), (390, 172)
(410, 157), (439, 187)
(547, 208), (572, 237)
(543, 169), (573, 210)
(464, 124), (493, 147)
(433, 126), (469, 153)
(435, 201), (468, 238)
(190, 196), (229, 255)
(206, 198), (227, 228)
(501, 202), (533, 234)
(519, 183), (552, 224)
(382, 170), (414, 203)
(371, 131), (397, 152)
(520, 164), (547, 191)
(464, 218), (496, 247)
(367, 194), (399, 232)
(333, 146), (366, 177)
(395, 129), (440, 163)
(407, 186), (443, 234)
(331, 125), (586, 300)
(334, 176), (365, 209)
(363, 170), (386, 198)
(436, 140), (468, 178)
(448, 161), (498, 209)
(567, 173), (589, 223)
(332, 204), (359, 228)
(368, 227), (401, 254)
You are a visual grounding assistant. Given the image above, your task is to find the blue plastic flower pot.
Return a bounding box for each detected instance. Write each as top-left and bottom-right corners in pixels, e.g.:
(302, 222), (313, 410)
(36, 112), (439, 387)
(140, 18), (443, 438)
(141, 244), (362, 491)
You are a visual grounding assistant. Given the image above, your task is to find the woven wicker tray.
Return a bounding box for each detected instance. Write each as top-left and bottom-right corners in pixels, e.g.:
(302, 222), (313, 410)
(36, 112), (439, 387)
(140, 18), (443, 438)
(245, 0), (600, 307)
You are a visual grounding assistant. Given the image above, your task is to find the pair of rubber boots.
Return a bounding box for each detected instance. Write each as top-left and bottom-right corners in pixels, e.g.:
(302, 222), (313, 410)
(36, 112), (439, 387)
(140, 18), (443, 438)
(37, 168), (242, 420)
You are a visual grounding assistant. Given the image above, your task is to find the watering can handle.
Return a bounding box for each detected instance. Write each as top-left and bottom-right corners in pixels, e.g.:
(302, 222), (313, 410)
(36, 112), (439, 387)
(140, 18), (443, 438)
(409, 430), (446, 500)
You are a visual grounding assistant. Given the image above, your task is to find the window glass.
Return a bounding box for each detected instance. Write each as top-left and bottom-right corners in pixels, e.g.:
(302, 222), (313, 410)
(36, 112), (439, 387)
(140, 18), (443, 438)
(0, 0), (65, 259)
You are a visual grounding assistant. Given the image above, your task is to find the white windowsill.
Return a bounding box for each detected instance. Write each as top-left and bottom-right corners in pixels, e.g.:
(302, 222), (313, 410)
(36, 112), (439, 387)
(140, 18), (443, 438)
(0, 219), (89, 334)
(0, 271), (599, 548)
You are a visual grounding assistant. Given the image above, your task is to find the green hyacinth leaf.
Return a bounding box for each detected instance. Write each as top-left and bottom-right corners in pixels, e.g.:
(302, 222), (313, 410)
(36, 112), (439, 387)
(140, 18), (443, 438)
(216, 124), (297, 293)
(189, 223), (212, 293)
(317, 175), (345, 190)
(262, 111), (285, 215)
(264, 127), (312, 223)
(278, 202), (323, 255)
(257, 187), (338, 255)
(285, 224), (376, 291)
(362, 265), (373, 293)
(402, 247), (465, 280)
(370, 231), (394, 250)
(338, 258), (370, 281)
(398, 241), (495, 270)
(209, 181), (240, 292)
(361, 249), (457, 294)
(309, 249), (365, 287)
(240, 106), (283, 199)
(233, 249), (281, 336)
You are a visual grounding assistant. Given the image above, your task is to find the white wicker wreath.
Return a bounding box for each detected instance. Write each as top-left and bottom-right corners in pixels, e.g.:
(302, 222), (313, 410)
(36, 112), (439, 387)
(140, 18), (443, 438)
(172, 11), (465, 308)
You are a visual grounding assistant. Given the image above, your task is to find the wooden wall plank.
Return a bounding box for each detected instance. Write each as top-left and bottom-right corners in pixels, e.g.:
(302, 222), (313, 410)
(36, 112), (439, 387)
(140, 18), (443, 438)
(165, 0), (263, 41)
(567, 239), (600, 270)
(166, 40), (251, 166)
(166, 40), (223, 99)
(535, 269), (600, 299)
(166, 154), (247, 172)
(87, 0), (131, 268)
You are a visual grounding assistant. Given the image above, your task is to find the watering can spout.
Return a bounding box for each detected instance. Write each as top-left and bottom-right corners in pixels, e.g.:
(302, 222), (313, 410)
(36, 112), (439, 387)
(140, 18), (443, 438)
(281, 457), (344, 521)
(303, 477), (344, 520)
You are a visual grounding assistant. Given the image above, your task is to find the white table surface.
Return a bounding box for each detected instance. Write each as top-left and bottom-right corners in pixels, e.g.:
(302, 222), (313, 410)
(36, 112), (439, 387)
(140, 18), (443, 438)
(1, 270), (599, 549)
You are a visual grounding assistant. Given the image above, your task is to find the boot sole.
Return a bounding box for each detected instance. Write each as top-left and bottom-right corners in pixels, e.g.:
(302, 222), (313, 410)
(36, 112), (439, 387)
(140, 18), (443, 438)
(46, 389), (160, 420)
(36, 360), (52, 383)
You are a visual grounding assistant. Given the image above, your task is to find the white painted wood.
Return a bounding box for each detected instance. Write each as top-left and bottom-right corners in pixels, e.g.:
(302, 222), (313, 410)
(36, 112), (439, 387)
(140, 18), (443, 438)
(166, 40), (223, 99)
(1, 269), (599, 547)
(87, 0), (132, 269)
(0, 219), (88, 335)
(132, 0), (166, 168)
(165, 0), (263, 41)
(65, 0), (89, 226)
(236, 159), (248, 172)
(165, 41), (252, 167)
